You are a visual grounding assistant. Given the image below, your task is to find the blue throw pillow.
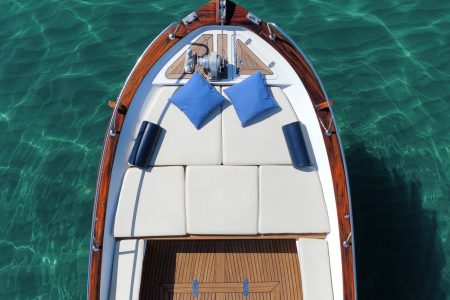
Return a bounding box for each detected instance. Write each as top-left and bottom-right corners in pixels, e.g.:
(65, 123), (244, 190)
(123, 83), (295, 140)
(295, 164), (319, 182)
(224, 71), (279, 127)
(169, 72), (225, 129)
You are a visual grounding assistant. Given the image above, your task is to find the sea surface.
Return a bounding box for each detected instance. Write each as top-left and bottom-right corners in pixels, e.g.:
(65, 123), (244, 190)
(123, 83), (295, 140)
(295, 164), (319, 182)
(0, 0), (449, 299)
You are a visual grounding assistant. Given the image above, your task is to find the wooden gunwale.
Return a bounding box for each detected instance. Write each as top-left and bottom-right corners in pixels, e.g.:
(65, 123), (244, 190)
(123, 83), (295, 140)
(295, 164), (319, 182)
(88, 1), (356, 299)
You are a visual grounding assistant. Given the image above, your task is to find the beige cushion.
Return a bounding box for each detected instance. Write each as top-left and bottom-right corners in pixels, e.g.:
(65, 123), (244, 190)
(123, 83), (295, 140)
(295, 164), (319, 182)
(259, 166), (330, 234)
(114, 167), (186, 238)
(186, 166), (258, 235)
(109, 240), (145, 300)
(146, 86), (222, 166)
(298, 239), (334, 300)
(222, 87), (298, 165)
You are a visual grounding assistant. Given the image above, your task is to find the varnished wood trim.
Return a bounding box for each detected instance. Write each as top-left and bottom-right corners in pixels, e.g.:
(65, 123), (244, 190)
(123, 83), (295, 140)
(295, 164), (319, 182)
(88, 1), (356, 299)
(316, 101), (329, 111)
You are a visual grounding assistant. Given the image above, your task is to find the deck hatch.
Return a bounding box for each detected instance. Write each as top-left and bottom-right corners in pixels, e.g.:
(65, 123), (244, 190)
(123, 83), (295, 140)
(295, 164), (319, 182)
(139, 240), (301, 299)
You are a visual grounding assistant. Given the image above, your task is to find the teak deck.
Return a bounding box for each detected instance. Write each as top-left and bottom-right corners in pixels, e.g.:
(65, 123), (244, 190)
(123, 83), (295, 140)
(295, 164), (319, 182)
(139, 240), (302, 299)
(88, 0), (356, 299)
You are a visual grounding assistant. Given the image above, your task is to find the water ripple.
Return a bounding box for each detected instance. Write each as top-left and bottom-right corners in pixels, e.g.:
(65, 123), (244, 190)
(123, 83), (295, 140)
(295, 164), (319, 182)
(0, 0), (449, 298)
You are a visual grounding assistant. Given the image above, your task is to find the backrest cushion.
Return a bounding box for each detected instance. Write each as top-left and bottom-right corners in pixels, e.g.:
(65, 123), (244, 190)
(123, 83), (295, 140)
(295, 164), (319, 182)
(169, 71), (225, 129)
(224, 71), (279, 127)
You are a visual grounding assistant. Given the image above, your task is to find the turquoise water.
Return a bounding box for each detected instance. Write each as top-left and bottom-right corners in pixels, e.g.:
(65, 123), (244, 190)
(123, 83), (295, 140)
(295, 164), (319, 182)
(0, 0), (449, 299)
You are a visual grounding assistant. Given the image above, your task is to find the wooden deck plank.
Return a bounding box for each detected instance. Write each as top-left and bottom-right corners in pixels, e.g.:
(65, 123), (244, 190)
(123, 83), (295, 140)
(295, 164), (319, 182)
(217, 34), (228, 59)
(166, 34), (214, 79)
(237, 39), (273, 75)
(139, 240), (302, 299)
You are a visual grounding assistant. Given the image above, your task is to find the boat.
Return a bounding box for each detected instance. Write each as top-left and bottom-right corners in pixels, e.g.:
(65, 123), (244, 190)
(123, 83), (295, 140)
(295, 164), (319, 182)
(88, 1), (357, 299)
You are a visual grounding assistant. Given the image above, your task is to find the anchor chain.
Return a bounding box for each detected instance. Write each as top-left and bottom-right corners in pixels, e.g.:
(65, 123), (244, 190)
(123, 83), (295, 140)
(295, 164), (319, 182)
(233, 30), (238, 76)
(219, 0), (227, 73)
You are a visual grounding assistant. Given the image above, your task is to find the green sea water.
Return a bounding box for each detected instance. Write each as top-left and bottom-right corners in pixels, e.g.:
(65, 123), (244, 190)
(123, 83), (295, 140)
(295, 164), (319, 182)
(0, 0), (449, 299)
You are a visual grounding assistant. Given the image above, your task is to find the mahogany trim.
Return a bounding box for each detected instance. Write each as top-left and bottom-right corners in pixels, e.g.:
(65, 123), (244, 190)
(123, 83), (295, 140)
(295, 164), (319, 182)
(88, 1), (356, 299)
(316, 100), (334, 111)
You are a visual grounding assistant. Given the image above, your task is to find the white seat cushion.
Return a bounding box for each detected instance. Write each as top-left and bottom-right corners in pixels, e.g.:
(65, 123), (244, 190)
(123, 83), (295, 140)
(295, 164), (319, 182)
(147, 86), (222, 166)
(222, 87), (298, 165)
(259, 166), (330, 234)
(114, 167), (186, 237)
(297, 239), (334, 300)
(186, 166), (258, 235)
(109, 240), (145, 300)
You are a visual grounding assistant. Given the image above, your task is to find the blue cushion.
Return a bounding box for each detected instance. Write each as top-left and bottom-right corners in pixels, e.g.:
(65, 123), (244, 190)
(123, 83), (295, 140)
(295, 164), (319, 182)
(224, 71), (279, 127)
(128, 121), (162, 169)
(282, 121), (311, 167)
(169, 71), (224, 129)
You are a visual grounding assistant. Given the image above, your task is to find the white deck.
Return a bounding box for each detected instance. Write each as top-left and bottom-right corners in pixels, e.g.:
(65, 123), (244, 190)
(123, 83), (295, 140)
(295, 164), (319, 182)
(102, 26), (341, 300)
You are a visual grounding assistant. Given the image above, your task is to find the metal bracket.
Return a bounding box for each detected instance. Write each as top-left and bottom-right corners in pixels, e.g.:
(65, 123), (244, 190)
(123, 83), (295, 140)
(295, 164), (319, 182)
(182, 11), (198, 25)
(169, 22), (181, 40)
(219, 0), (227, 23)
(109, 116), (119, 136)
(246, 12), (261, 25)
(92, 240), (100, 252)
(267, 23), (276, 40)
(109, 129), (118, 137)
(343, 232), (352, 248)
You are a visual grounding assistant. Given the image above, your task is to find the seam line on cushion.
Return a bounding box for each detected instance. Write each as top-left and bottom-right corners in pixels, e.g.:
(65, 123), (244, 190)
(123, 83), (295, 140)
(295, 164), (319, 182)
(114, 167), (133, 237)
(219, 86), (223, 165)
(131, 169), (145, 237)
(183, 166), (188, 234)
(257, 165), (261, 234)
(221, 88), (226, 165)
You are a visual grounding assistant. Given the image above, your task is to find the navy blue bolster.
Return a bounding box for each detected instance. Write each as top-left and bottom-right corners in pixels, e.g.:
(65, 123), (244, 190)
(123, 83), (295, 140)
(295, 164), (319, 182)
(282, 121), (311, 167)
(128, 121), (162, 169)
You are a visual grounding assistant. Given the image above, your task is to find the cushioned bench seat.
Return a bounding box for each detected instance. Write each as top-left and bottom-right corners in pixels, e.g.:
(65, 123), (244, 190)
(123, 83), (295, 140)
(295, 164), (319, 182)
(186, 166), (258, 235)
(116, 86), (330, 238)
(114, 167), (186, 238)
(259, 166), (330, 234)
(109, 240), (145, 300)
(146, 86), (222, 166)
(222, 87), (298, 165)
(297, 239), (334, 300)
